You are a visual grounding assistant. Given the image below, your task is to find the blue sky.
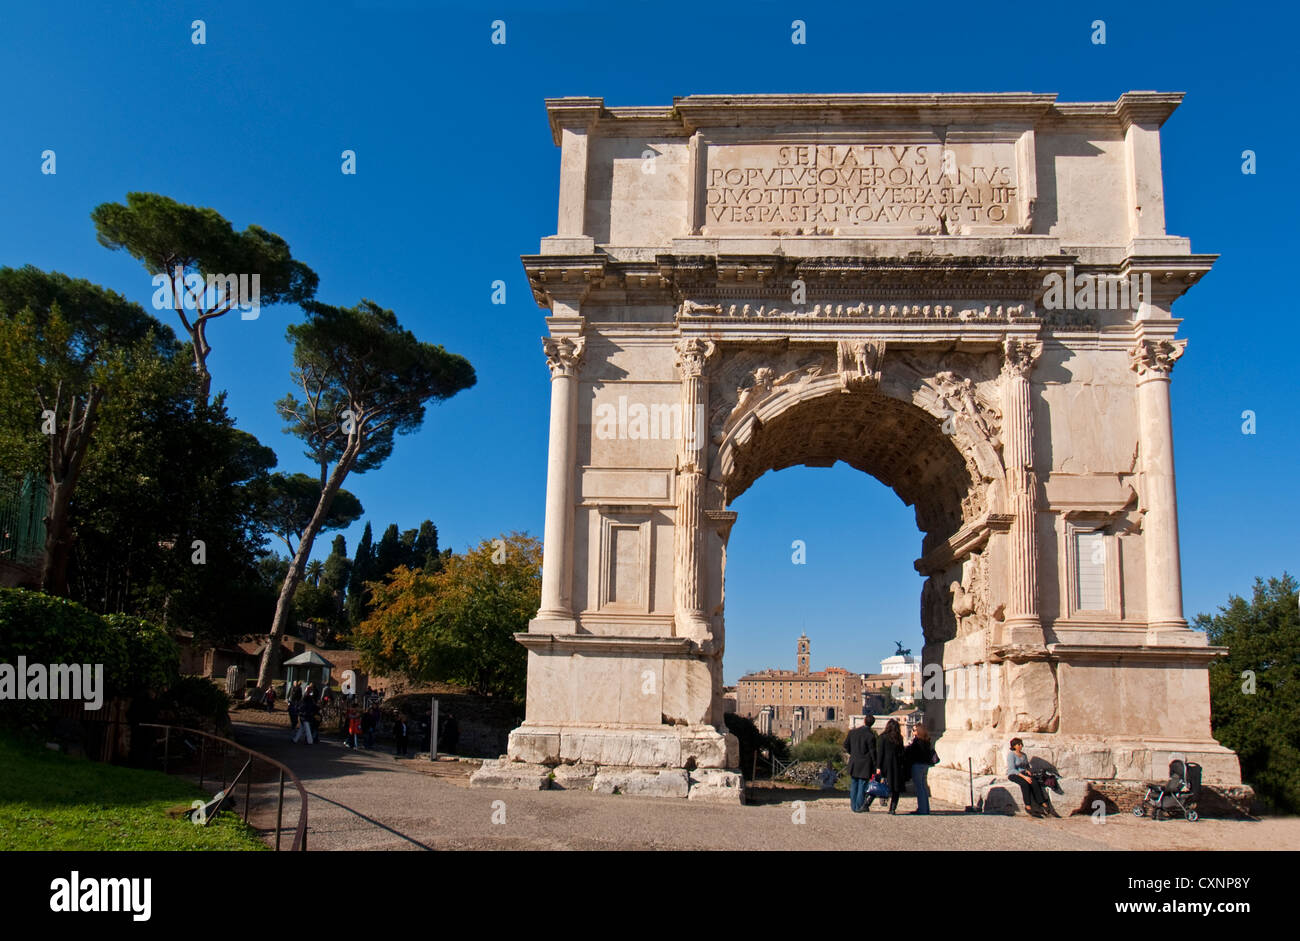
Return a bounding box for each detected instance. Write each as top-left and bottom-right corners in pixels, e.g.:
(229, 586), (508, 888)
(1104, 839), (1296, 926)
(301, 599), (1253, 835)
(2, 1), (1295, 684)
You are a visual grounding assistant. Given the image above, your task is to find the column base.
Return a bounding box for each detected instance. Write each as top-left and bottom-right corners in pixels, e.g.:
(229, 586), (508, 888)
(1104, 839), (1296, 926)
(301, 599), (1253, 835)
(931, 730), (1242, 786)
(1144, 619), (1198, 644)
(529, 615), (577, 634)
(998, 616), (1044, 646)
(506, 724), (739, 769)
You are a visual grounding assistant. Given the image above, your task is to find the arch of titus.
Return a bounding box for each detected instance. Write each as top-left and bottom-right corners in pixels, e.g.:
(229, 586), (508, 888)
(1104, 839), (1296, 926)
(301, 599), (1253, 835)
(486, 92), (1241, 803)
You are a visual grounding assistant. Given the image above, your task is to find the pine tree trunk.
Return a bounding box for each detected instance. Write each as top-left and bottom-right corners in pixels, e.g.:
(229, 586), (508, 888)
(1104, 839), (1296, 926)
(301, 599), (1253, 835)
(257, 446), (358, 686)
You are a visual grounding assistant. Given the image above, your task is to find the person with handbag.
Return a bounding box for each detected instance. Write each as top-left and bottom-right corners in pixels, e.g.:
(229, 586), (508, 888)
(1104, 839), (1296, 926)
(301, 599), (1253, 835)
(875, 718), (907, 814)
(903, 723), (938, 815)
(842, 717), (879, 813)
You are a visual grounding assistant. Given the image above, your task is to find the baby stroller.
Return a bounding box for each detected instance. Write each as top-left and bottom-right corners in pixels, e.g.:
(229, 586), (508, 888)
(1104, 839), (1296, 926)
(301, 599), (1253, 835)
(1134, 757), (1200, 822)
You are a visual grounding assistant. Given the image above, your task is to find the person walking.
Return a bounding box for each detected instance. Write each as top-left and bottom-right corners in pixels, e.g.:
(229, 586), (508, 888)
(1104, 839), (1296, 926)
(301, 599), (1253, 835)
(345, 707), (361, 749)
(262, 685), (276, 711)
(288, 697), (300, 731)
(292, 695), (316, 745)
(394, 713), (409, 757)
(875, 718), (907, 814)
(842, 717), (879, 813)
(903, 723), (937, 815)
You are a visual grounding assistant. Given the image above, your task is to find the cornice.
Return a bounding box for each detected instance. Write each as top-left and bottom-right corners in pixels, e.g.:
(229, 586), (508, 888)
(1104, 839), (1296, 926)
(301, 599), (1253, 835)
(672, 92), (1059, 131)
(545, 96), (604, 145)
(514, 632), (693, 655)
(542, 93), (1185, 144)
(521, 253), (607, 307)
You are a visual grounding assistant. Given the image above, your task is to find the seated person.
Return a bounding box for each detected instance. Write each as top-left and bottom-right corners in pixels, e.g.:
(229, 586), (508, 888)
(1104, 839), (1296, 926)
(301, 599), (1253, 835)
(1006, 737), (1057, 817)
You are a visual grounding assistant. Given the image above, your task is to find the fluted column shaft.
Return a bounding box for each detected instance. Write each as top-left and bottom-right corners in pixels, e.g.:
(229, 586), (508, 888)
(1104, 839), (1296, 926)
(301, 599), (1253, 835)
(1131, 336), (1187, 632)
(673, 338), (715, 644)
(1001, 338), (1043, 638)
(537, 336), (585, 625)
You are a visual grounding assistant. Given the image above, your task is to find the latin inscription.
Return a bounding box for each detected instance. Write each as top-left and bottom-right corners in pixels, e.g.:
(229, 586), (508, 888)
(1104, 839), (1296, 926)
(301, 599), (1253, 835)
(704, 144), (1019, 229)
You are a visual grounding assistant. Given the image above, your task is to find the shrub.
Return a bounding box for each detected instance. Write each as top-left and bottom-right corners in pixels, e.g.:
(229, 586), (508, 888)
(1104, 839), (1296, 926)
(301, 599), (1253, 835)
(804, 725), (846, 746)
(0, 588), (129, 691)
(791, 739), (844, 764)
(157, 676), (230, 735)
(724, 712), (790, 776)
(103, 613), (180, 696)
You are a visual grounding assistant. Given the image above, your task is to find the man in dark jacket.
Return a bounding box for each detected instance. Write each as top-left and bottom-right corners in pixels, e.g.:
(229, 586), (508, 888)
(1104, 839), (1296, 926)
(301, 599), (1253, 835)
(843, 718), (879, 813)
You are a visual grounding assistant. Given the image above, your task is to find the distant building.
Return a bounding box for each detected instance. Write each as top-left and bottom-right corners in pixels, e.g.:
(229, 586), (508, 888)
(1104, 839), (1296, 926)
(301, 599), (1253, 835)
(861, 653), (922, 704)
(736, 634), (864, 740)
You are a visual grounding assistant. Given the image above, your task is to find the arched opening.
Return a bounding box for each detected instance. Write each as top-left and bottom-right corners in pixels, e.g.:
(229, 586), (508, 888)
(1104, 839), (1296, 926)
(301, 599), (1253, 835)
(714, 381), (996, 752)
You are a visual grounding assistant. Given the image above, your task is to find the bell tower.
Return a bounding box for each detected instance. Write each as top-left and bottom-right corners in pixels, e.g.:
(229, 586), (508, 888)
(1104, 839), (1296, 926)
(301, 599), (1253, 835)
(797, 634), (810, 674)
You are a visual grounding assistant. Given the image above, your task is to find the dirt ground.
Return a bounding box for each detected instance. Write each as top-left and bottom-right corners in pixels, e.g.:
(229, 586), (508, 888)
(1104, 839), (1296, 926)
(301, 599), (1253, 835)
(227, 718), (1298, 851)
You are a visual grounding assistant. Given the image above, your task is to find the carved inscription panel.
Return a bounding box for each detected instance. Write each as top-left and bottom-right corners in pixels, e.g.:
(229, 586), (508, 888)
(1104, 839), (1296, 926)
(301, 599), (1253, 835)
(701, 138), (1027, 235)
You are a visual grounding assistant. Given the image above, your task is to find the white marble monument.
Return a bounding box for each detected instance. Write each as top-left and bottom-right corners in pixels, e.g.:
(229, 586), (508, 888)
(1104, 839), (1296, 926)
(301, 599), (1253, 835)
(473, 92), (1240, 802)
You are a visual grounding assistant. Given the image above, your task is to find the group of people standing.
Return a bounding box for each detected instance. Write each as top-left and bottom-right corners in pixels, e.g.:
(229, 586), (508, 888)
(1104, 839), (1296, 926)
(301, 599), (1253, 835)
(841, 723), (1062, 818)
(842, 717), (938, 814)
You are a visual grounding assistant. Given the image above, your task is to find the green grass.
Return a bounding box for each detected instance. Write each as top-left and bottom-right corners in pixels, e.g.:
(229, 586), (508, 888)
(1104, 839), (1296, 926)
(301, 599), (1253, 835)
(0, 735), (269, 850)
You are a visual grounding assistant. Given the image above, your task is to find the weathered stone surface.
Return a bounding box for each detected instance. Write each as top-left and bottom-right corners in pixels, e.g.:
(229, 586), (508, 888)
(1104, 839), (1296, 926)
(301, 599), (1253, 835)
(560, 730), (681, 767)
(551, 763), (598, 790)
(507, 729), (560, 765)
(687, 769), (744, 804)
(679, 726), (732, 769)
(469, 759), (551, 791)
(592, 768), (690, 799)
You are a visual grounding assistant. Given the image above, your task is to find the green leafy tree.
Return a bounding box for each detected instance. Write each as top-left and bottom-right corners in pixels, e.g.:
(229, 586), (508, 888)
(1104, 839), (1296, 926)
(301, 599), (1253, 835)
(91, 192), (318, 400)
(375, 523), (403, 578)
(321, 535), (350, 596)
(255, 299), (475, 686)
(414, 520), (441, 573)
(1199, 574), (1300, 812)
(256, 471), (363, 558)
(354, 533), (539, 700)
(0, 266), (175, 595)
(69, 369), (277, 640)
(346, 522), (374, 626)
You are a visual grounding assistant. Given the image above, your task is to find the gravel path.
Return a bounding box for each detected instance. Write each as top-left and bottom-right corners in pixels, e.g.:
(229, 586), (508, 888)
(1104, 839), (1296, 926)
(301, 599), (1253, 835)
(233, 719), (1299, 852)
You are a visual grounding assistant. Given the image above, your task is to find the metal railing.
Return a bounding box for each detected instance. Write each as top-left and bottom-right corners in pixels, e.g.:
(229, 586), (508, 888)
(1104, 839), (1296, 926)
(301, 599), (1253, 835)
(0, 474), (44, 567)
(141, 723), (309, 851)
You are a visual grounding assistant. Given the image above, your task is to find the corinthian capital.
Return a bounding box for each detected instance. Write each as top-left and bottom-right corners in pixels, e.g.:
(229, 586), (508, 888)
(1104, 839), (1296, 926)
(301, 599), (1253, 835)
(1002, 338), (1043, 380)
(1129, 337), (1186, 379)
(542, 336), (585, 379)
(674, 338), (717, 378)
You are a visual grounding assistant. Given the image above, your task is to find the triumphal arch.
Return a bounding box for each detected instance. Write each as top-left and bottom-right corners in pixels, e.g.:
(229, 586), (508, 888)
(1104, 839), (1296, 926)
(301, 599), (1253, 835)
(488, 92), (1240, 803)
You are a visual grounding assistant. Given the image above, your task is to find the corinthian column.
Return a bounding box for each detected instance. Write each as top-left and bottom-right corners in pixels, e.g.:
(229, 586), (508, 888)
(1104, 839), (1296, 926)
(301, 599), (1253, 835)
(1001, 337), (1043, 642)
(536, 335), (585, 628)
(1130, 335), (1189, 636)
(673, 337), (716, 648)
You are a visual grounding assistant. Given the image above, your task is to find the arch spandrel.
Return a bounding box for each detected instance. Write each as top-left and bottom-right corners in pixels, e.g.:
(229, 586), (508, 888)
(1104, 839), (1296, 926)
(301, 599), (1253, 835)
(707, 342), (1009, 544)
